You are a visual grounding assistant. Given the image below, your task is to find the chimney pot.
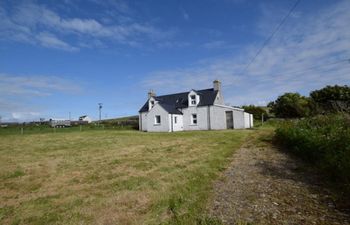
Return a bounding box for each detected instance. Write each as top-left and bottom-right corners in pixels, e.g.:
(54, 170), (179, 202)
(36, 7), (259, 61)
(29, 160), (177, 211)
(148, 89), (156, 98)
(213, 80), (221, 92)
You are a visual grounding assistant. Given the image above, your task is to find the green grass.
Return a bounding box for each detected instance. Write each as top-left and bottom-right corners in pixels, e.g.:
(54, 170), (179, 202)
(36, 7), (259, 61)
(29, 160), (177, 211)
(0, 129), (250, 225)
(0, 124), (136, 136)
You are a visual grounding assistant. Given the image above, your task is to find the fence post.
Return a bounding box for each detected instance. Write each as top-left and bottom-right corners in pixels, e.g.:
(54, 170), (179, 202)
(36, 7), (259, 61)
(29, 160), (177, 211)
(261, 113), (264, 126)
(80, 125), (82, 132)
(21, 127), (24, 135)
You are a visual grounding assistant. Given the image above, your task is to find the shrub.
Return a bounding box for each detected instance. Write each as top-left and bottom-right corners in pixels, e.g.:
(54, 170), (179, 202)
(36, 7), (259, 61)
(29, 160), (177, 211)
(268, 93), (310, 118)
(275, 114), (350, 183)
(242, 105), (268, 120)
(310, 85), (350, 114)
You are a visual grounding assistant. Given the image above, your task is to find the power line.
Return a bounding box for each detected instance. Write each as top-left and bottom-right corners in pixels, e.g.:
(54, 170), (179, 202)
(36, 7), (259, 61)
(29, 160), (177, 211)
(276, 58), (350, 77)
(241, 0), (301, 75)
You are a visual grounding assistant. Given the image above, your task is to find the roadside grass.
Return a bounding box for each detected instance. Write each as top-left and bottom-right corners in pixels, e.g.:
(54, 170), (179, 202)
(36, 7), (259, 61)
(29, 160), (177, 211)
(0, 129), (250, 225)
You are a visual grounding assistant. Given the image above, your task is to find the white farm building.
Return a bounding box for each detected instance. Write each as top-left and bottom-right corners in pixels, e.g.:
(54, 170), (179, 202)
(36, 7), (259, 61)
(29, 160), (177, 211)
(139, 80), (253, 132)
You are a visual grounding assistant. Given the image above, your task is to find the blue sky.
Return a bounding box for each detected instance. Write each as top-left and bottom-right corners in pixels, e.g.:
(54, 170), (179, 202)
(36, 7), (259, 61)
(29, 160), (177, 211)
(0, 0), (349, 122)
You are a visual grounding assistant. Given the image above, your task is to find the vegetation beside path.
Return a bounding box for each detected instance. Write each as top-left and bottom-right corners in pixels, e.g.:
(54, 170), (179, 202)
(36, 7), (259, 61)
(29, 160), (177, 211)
(275, 113), (350, 209)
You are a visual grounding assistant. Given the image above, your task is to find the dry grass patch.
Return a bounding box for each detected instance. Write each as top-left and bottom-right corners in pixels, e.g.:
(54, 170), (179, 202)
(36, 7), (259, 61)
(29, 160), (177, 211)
(0, 130), (249, 224)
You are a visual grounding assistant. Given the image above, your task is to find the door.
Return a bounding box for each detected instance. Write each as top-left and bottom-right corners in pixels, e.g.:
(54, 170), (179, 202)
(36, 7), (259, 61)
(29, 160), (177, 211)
(225, 111), (234, 129)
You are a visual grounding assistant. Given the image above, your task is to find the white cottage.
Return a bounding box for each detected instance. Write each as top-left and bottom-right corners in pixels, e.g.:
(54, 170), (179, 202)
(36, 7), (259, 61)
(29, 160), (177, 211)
(139, 80), (253, 132)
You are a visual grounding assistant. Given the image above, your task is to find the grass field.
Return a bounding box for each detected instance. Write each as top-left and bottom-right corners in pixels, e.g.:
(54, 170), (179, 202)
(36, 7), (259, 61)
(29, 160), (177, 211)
(0, 129), (250, 225)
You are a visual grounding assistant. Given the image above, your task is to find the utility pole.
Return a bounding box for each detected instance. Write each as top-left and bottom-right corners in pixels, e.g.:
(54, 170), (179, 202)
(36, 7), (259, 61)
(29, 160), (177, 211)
(69, 112), (71, 121)
(98, 103), (103, 126)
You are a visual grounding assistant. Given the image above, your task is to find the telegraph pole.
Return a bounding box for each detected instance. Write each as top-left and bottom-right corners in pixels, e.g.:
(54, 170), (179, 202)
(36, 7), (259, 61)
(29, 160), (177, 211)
(98, 103), (103, 126)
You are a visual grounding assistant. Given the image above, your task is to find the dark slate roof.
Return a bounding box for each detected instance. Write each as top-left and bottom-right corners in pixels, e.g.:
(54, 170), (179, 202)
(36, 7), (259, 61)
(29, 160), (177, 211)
(139, 88), (218, 113)
(159, 103), (183, 114)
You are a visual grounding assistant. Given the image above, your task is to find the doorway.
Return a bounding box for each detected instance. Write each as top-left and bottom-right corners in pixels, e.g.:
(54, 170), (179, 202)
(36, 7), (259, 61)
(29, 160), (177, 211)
(225, 111), (234, 129)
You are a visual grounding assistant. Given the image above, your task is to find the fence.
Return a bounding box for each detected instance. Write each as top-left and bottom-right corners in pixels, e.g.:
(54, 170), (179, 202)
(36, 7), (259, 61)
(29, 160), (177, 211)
(0, 122), (139, 135)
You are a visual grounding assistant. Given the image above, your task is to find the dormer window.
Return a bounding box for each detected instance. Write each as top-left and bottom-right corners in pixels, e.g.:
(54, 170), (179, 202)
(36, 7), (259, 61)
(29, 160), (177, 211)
(188, 90), (200, 107)
(190, 95), (196, 105)
(148, 97), (157, 111)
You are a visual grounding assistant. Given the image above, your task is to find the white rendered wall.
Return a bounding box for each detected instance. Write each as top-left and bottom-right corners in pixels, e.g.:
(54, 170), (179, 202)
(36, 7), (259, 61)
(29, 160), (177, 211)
(209, 105), (226, 130)
(213, 92), (224, 105)
(139, 112), (148, 131)
(171, 114), (183, 131)
(244, 112), (251, 128)
(146, 104), (170, 132)
(209, 105), (245, 130)
(233, 110), (245, 129)
(181, 106), (209, 130)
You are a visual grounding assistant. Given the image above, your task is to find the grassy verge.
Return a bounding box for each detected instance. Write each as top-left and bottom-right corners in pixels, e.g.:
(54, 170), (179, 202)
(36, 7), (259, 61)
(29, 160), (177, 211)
(0, 129), (249, 225)
(0, 124), (136, 136)
(274, 113), (350, 207)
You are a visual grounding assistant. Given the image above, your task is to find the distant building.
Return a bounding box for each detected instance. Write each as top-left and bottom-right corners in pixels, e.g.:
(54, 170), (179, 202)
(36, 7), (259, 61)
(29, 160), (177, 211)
(139, 80), (253, 132)
(79, 115), (92, 123)
(49, 119), (71, 127)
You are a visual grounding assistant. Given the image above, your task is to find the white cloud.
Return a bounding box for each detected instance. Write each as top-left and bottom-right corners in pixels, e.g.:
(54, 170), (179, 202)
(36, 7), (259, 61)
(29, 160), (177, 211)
(0, 74), (83, 122)
(12, 112), (40, 120)
(36, 32), (78, 51)
(0, 74), (82, 97)
(141, 1), (350, 106)
(0, 1), (172, 50)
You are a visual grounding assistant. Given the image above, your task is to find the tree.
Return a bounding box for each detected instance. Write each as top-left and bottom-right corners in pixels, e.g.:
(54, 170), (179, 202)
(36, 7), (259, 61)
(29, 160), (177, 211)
(242, 105), (268, 120)
(270, 93), (310, 118)
(310, 85), (350, 113)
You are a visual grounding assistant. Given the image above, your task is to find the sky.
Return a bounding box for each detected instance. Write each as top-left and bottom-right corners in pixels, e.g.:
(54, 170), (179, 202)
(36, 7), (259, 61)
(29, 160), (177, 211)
(0, 0), (349, 122)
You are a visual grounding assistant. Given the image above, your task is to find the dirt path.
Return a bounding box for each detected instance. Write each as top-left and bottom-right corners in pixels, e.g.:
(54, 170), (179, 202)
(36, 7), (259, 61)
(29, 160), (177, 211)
(208, 129), (350, 225)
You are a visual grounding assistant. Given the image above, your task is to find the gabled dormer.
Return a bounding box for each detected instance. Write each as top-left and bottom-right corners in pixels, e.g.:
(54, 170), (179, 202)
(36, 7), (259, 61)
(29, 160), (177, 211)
(148, 96), (158, 111)
(147, 90), (157, 111)
(188, 90), (200, 107)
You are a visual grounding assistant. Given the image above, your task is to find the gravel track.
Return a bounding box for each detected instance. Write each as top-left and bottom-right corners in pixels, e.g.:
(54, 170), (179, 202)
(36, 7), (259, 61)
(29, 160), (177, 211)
(208, 130), (350, 225)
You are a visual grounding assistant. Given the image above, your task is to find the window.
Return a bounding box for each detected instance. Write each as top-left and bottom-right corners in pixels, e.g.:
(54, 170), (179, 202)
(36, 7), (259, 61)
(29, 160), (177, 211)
(174, 116), (177, 124)
(155, 115), (161, 125)
(190, 95), (196, 105)
(150, 100), (155, 108)
(191, 114), (197, 125)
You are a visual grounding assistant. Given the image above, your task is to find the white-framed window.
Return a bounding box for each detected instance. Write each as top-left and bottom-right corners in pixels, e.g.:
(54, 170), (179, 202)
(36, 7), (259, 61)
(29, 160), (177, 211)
(190, 95), (196, 105)
(174, 116), (177, 124)
(150, 100), (155, 108)
(155, 115), (161, 125)
(191, 114), (197, 125)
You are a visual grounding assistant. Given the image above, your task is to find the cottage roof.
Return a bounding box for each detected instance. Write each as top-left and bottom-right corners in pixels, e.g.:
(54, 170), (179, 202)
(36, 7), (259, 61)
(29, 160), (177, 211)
(139, 88), (218, 113)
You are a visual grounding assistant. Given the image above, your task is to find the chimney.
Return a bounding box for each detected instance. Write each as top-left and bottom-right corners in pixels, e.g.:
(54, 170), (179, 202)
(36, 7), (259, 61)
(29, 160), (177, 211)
(213, 80), (221, 92)
(148, 89), (156, 98)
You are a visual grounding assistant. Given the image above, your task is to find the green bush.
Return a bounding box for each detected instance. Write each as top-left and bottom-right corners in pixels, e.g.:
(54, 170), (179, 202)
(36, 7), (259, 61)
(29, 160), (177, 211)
(275, 114), (350, 183)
